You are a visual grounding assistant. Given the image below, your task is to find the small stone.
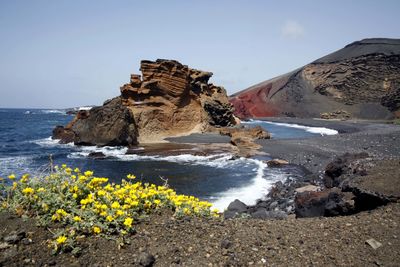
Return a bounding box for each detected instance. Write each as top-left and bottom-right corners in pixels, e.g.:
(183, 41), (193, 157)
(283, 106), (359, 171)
(4, 231), (26, 244)
(220, 239), (232, 249)
(267, 159), (289, 167)
(138, 252), (155, 267)
(366, 238), (382, 249)
(0, 242), (11, 249)
(295, 185), (320, 193)
(21, 238), (33, 245)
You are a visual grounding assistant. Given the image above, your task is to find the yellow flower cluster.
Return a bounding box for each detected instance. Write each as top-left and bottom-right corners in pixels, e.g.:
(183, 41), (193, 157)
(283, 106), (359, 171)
(1, 164), (219, 252)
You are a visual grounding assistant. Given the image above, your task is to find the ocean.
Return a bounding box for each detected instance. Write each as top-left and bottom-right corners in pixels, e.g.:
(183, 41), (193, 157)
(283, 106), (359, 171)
(0, 108), (337, 210)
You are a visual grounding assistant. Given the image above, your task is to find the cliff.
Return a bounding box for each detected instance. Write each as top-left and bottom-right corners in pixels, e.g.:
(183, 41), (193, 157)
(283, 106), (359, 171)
(230, 38), (400, 119)
(53, 59), (236, 146)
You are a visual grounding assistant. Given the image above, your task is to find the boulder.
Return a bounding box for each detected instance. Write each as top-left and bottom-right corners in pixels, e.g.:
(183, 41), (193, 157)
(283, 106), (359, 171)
(267, 159), (289, 167)
(52, 126), (75, 144)
(295, 185), (320, 193)
(324, 152), (369, 188)
(224, 199), (248, 219)
(294, 188), (357, 218)
(71, 97), (138, 146)
(220, 126), (271, 157)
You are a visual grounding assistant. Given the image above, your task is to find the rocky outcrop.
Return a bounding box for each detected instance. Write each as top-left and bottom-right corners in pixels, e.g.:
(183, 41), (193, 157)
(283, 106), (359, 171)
(219, 126), (270, 157)
(231, 38), (400, 119)
(53, 97), (138, 146)
(53, 59), (236, 145)
(295, 155), (399, 218)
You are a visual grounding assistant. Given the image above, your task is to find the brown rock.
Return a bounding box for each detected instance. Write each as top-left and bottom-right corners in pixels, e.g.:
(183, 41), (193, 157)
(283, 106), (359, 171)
(53, 59), (237, 145)
(52, 126), (75, 144)
(267, 159), (289, 167)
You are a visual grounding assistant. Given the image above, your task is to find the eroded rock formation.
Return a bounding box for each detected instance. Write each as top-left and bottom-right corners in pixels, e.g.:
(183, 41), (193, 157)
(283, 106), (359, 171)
(53, 59), (236, 145)
(231, 38), (400, 119)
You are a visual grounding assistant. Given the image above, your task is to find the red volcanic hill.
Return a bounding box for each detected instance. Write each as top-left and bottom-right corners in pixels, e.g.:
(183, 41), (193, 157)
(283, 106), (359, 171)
(230, 38), (400, 120)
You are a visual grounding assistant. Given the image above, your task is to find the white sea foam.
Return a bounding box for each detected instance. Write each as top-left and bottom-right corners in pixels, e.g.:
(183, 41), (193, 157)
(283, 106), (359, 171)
(31, 137), (74, 148)
(68, 145), (243, 169)
(211, 160), (287, 211)
(244, 120), (338, 136)
(40, 109), (66, 114)
(0, 156), (33, 176)
(78, 106), (92, 111)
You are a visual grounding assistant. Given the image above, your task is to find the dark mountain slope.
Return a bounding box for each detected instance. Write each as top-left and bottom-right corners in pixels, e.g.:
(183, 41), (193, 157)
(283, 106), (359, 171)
(230, 38), (400, 119)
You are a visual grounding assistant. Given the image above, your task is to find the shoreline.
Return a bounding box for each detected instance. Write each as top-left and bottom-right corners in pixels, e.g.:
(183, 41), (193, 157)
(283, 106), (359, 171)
(1, 118), (399, 266)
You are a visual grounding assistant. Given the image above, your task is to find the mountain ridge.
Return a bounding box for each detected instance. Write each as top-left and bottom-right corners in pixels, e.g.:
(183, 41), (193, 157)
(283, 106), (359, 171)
(230, 38), (400, 119)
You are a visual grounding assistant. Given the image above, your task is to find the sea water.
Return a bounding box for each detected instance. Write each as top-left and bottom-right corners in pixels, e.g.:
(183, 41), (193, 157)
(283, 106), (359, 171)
(0, 109), (337, 210)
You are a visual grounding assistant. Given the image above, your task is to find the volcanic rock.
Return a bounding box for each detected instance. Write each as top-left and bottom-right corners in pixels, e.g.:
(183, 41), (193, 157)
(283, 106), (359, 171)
(294, 188), (357, 218)
(231, 38), (400, 119)
(324, 152), (369, 188)
(219, 126), (270, 157)
(266, 159), (289, 167)
(53, 59), (236, 145)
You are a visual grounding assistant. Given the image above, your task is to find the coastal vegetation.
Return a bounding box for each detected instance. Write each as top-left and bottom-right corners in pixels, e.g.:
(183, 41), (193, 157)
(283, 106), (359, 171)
(0, 165), (218, 253)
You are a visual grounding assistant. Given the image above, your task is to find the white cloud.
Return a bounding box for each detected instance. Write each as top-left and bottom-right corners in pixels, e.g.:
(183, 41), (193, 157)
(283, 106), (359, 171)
(281, 20), (305, 39)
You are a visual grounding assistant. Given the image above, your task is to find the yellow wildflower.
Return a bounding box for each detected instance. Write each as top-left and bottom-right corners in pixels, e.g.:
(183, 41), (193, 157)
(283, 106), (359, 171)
(116, 210), (124, 216)
(22, 187), (35, 195)
(111, 201), (120, 209)
(8, 174), (16, 180)
(93, 226), (101, 234)
(97, 190), (106, 196)
(20, 174), (29, 183)
(72, 193), (78, 199)
(126, 174), (136, 180)
(73, 216), (81, 222)
(37, 187), (46, 193)
(74, 167), (80, 173)
(106, 215), (114, 222)
(123, 217), (133, 228)
(84, 170), (93, 177)
(56, 235), (67, 244)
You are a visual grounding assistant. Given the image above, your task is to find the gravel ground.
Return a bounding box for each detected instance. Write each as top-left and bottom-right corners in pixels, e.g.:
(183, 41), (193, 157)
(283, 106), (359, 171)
(1, 202), (399, 266)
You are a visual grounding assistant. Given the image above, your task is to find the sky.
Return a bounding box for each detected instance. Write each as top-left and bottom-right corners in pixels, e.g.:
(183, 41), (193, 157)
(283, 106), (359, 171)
(0, 0), (399, 108)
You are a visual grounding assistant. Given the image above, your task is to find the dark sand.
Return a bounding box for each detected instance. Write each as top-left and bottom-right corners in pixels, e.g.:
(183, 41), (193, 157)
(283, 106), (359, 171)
(169, 118), (400, 176)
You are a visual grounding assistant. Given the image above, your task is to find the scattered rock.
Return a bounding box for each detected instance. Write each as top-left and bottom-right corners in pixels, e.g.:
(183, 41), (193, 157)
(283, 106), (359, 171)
(294, 188), (357, 218)
(224, 199), (248, 219)
(220, 239), (232, 249)
(320, 110), (351, 120)
(366, 238), (383, 249)
(138, 252), (155, 267)
(267, 159), (289, 167)
(324, 152), (369, 188)
(295, 185), (320, 193)
(4, 231), (26, 244)
(88, 152), (107, 159)
(0, 242), (11, 249)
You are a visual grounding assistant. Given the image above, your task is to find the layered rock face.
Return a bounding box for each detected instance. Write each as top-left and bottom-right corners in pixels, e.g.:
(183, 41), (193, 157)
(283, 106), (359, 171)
(231, 38), (400, 119)
(53, 59), (236, 145)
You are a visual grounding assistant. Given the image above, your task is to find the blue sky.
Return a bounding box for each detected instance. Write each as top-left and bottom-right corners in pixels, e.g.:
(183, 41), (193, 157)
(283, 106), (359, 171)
(0, 0), (399, 108)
